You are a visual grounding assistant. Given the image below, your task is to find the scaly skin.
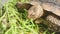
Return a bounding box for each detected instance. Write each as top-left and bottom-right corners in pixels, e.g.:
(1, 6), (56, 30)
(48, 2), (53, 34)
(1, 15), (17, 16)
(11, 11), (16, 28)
(27, 1), (43, 20)
(46, 14), (60, 32)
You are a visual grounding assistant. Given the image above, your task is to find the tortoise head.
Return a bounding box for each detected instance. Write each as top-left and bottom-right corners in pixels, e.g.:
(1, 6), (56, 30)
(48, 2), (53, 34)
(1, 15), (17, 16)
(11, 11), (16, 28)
(27, 4), (43, 20)
(15, 1), (43, 20)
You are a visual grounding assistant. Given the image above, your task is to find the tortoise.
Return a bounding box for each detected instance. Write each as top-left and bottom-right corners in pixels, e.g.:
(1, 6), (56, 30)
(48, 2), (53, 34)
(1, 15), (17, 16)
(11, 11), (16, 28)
(16, 0), (60, 33)
(28, 0), (60, 32)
